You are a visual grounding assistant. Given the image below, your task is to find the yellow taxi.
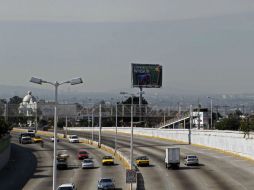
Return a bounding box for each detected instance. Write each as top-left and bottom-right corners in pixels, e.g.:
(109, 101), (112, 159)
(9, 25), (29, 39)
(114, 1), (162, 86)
(32, 135), (43, 143)
(135, 156), (149, 166)
(102, 156), (114, 165)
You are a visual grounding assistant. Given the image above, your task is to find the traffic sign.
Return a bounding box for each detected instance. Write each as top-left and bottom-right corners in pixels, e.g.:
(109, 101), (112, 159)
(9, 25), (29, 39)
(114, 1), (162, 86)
(126, 169), (136, 183)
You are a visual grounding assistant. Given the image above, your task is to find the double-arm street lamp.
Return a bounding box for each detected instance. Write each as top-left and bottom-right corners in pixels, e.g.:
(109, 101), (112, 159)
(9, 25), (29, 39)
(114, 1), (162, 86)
(30, 77), (83, 190)
(120, 91), (135, 189)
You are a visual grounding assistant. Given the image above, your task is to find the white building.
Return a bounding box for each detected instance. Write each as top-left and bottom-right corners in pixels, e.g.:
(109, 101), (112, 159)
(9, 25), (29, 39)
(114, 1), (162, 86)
(192, 108), (210, 129)
(19, 91), (37, 117)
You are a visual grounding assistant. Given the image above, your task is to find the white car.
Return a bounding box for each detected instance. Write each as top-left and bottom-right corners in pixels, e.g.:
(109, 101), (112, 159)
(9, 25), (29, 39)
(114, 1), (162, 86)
(184, 155), (199, 166)
(50, 136), (59, 142)
(68, 135), (79, 143)
(82, 159), (94, 169)
(57, 183), (77, 190)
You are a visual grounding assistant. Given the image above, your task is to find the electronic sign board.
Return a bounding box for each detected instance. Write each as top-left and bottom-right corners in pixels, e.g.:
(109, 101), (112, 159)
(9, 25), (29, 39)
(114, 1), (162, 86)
(131, 63), (162, 88)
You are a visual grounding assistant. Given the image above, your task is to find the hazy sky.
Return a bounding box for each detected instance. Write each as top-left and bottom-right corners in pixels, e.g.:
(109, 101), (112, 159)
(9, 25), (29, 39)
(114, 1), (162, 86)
(1, 0), (254, 95)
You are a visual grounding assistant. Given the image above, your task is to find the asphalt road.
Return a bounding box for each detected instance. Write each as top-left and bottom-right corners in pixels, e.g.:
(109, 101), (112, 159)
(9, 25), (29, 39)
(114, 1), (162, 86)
(0, 132), (128, 190)
(66, 129), (254, 190)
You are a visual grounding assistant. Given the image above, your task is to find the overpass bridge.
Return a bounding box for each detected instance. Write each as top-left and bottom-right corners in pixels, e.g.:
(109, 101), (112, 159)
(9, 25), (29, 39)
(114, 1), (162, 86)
(157, 114), (191, 129)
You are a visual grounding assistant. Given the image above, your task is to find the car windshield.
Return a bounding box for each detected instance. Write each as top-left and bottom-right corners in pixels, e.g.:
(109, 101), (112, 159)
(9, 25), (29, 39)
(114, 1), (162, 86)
(103, 156), (112, 159)
(100, 179), (112, 183)
(188, 156), (197, 159)
(71, 136), (78, 139)
(83, 159), (92, 163)
(23, 137), (31, 139)
(57, 187), (73, 190)
(79, 151), (87, 154)
(35, 136), (41, 138)
(139, 156), (148, 160)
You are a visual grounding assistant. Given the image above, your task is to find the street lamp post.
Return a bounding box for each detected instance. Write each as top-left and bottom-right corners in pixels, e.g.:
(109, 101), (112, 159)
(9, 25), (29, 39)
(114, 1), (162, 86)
(30, 77), (83, 190)
(189, 105), (192, 144)
(120, 91), (134, 189)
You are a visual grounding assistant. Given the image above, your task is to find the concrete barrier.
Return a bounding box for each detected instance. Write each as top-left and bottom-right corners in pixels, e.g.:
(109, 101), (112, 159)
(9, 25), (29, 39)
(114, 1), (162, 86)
(0, 136), (11, 170)
(67, 127), (254, 160)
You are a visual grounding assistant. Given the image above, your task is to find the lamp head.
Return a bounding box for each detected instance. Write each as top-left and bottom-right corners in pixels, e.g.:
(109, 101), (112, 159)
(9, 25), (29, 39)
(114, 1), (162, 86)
(30, 77), (43, 85)
(70, 78), (83, 85)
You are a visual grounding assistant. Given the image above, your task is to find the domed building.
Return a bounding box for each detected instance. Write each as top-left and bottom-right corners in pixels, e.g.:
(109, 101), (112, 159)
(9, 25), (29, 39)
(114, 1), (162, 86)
(19, 91), (37, 117)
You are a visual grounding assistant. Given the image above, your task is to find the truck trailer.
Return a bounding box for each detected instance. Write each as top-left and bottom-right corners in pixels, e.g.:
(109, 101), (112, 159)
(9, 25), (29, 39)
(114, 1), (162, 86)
(165, 147), (180, 169)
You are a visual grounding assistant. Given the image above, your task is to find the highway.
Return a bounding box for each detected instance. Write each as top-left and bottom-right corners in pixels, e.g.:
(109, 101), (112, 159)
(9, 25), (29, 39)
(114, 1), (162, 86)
(2, 130), (254, 190)
(66, 129), (254, 190)
(1, 132), (128, 190)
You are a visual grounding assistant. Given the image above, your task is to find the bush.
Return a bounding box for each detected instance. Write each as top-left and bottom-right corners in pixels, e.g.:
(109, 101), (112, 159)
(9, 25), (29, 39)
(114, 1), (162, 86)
(0, 118), (11, 138)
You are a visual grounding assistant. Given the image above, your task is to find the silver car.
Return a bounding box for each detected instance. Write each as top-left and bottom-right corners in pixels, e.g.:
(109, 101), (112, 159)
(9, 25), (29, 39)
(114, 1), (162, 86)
(97, 178), (115, 190)
(81, 159), (94, 169)
(21, 136), (32, 144)
(184, 155), (199, 166)
(57, 183), (77, 190)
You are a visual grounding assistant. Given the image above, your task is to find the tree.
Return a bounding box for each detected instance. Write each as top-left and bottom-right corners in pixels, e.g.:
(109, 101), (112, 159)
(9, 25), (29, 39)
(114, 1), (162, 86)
(122, 96), (148, 105)
(0, 118), (11, 138)
(0, 99), (7, 116)
(215, 111), (241, 130)
(9, 96), (23, 104)
(240, 118), (250, 138)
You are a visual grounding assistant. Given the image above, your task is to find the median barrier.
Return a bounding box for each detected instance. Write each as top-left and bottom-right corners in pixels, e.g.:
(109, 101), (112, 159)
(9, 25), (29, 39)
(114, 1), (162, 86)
(0, 135), (11, 170)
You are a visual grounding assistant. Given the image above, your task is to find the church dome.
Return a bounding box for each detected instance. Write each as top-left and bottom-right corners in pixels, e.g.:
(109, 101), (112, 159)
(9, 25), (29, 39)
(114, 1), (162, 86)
(23, 91), (36, 103)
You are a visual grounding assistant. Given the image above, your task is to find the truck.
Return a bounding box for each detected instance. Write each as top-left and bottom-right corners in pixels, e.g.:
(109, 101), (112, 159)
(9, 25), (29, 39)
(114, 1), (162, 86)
(165, 147), (180, 169)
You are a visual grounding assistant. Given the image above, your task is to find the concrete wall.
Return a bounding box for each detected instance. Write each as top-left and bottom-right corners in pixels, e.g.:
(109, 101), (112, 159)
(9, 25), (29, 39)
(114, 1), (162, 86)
(68, 127), (254, 160)
(0, 137), (11, 170)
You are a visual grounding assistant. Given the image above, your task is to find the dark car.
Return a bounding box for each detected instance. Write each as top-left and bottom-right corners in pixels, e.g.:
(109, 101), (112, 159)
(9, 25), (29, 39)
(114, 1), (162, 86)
(77, 149), (89, 160)
(57, 158), (68, 170)
(97, 178), (115, 190)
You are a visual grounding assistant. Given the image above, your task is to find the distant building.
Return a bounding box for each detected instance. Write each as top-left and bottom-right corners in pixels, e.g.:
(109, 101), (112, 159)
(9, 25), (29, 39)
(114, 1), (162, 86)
(192, 108), (210, 129)
(19, 91), (37, 117)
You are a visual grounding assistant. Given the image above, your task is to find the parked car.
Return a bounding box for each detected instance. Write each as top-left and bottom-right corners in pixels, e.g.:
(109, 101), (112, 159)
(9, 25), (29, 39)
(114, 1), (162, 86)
(97, 178), (115, 190)
(21, 136), (32, 144)
(68, 135), (79, 143)
(57, 183), (77, 190)
(184, 155), (199, 166)
(102, 156), (114, 165)
(81, 159), (94, 169)
(135, 156), (149, 166)
(77, 149), (89, 160)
